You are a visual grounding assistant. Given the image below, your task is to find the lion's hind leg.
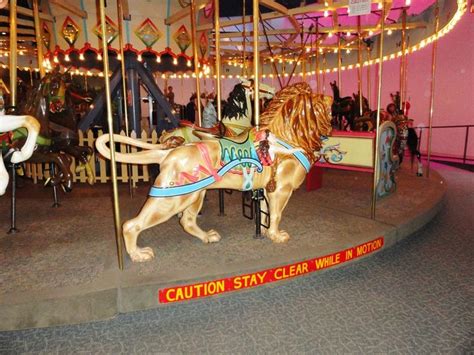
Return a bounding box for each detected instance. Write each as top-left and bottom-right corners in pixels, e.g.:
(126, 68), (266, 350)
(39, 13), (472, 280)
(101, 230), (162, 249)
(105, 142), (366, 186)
(123, 195), (186, 262)
(180, 190), (221, 243)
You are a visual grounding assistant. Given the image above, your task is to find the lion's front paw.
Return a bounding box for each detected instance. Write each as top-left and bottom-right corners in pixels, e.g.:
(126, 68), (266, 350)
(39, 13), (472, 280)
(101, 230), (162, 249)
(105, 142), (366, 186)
(268, 230), (290, 243)
(203, 229), (221, 243)
(129, 247), (155, 262)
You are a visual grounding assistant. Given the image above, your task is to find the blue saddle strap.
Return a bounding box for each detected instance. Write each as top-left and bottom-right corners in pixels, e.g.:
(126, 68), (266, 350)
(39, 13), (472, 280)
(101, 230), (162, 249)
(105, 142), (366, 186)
(275, 139), (312, 173)
(149, 157), (263, 197)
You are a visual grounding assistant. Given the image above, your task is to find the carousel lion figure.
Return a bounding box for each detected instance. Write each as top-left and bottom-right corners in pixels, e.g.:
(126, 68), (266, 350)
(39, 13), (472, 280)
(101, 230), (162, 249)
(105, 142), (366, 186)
(96, 82), (333, 262)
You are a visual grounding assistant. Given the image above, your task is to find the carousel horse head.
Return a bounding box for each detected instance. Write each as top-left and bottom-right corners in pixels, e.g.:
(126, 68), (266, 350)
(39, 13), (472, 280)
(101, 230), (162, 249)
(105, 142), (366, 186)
(240, 78), (276, 101)
(96, 81), (333, 262)
(0, 115), (40, 195)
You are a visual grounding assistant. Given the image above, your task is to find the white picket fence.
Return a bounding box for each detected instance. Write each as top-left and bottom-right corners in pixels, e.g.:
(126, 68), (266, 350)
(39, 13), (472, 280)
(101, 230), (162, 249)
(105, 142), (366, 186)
(24, 130), (161, 186)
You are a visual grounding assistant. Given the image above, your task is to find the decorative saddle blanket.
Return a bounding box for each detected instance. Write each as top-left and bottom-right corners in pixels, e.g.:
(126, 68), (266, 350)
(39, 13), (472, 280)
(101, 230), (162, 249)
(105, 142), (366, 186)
(148, 130), (311, 198)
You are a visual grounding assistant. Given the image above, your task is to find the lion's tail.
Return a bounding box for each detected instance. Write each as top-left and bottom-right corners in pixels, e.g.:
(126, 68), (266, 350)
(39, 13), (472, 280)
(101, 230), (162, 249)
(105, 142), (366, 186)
(95, 134), (173, 165)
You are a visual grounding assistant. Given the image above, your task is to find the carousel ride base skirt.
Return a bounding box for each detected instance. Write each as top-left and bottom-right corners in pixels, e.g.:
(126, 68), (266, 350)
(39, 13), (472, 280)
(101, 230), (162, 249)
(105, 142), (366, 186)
(0, 167), (446, 330)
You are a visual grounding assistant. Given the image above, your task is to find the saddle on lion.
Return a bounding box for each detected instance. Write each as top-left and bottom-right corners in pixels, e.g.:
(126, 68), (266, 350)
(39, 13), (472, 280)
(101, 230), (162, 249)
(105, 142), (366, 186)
(96, 83), (333, 263)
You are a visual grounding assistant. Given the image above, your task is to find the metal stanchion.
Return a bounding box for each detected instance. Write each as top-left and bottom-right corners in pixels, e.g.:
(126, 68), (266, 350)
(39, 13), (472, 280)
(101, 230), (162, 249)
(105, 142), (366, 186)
(400, 9), (407, 113)
(252, 0), (264, 239)
(7, 164), (18, 234)
(426, 4), (440, 178)
(99, 0), (124, 270)
(214, 0), (226, 216)
(357, 16), (363, 116)
(117, 0), (134, 198)
(371, 2), (386, 220)
(190, 0), (202, 126)
(50, 163), (60, 208)
(9, 0), (17, 107)
(33, 0), (45, 78)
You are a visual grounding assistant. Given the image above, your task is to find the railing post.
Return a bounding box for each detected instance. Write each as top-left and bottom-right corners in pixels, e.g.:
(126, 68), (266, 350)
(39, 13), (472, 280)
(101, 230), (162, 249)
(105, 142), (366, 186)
(463, 126), (469, 165)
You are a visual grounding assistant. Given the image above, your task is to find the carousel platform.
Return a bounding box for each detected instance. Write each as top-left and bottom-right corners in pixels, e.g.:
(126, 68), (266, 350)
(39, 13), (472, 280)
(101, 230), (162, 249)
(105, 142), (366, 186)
(0, 166), (446, 331)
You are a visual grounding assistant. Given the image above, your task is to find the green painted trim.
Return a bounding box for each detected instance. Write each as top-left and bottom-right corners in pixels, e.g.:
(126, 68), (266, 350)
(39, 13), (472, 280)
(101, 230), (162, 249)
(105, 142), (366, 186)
(13, 128), (51, 146)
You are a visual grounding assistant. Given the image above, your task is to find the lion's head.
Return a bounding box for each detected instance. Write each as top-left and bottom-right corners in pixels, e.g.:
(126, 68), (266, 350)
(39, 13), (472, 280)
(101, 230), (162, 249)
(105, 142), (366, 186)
(259, 82), (332, 163)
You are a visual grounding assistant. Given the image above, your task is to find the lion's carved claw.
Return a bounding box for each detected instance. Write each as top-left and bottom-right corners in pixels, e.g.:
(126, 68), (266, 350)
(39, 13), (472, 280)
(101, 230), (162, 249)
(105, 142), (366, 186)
(267, 230), (290, 243)
(129, 247), (155, 262)
(203, 229), (221, 243)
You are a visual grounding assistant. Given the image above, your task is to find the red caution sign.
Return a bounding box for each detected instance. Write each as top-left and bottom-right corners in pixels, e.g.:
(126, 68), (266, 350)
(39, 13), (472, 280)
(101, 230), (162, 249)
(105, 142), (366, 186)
(158, 237), (384, 303)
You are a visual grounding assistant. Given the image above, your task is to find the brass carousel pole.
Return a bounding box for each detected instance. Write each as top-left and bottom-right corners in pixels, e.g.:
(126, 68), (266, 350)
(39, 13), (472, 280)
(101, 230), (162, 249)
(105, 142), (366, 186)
(242, 0), (246, 77)
(367, 46), (371, 108)
(322, 52), (326, 94)
(253, 0), (260, 130)
(315, 22), (320, 94)
(33, 0), (45, 78)
(403, 36), (409, 115)
(190, 0), (202, 126)
(337, 34), (342, 92)
(301, 25), (306, 82)
(371, 2), (386, 219)
(99, 0), (124, 269)
(399, 8), (407, 112)
(9, 0), (17, 107)
(214, 0), (222, 122)
(117, 0), (133, 198)
(117, 0), (130, 135)
(357, 16), (363, 116)
(426, 4), (440, 178)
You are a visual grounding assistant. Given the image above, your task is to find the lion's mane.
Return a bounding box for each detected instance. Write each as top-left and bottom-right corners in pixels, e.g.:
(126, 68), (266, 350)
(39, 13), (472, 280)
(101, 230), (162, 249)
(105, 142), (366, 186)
(259, 82), (333, 164)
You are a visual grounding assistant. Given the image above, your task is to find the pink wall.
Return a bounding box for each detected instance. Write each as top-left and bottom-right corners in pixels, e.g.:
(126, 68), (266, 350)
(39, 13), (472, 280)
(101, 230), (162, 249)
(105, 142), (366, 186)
(168, 12), (474, 160)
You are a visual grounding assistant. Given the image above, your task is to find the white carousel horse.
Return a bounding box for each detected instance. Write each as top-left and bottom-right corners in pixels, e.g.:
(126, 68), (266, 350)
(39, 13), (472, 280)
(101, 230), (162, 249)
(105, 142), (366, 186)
(0, 115), (40, 195)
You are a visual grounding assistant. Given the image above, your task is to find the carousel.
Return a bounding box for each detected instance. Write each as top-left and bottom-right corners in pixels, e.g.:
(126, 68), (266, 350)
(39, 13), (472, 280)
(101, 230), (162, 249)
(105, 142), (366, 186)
(0, 0), (466, 330)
